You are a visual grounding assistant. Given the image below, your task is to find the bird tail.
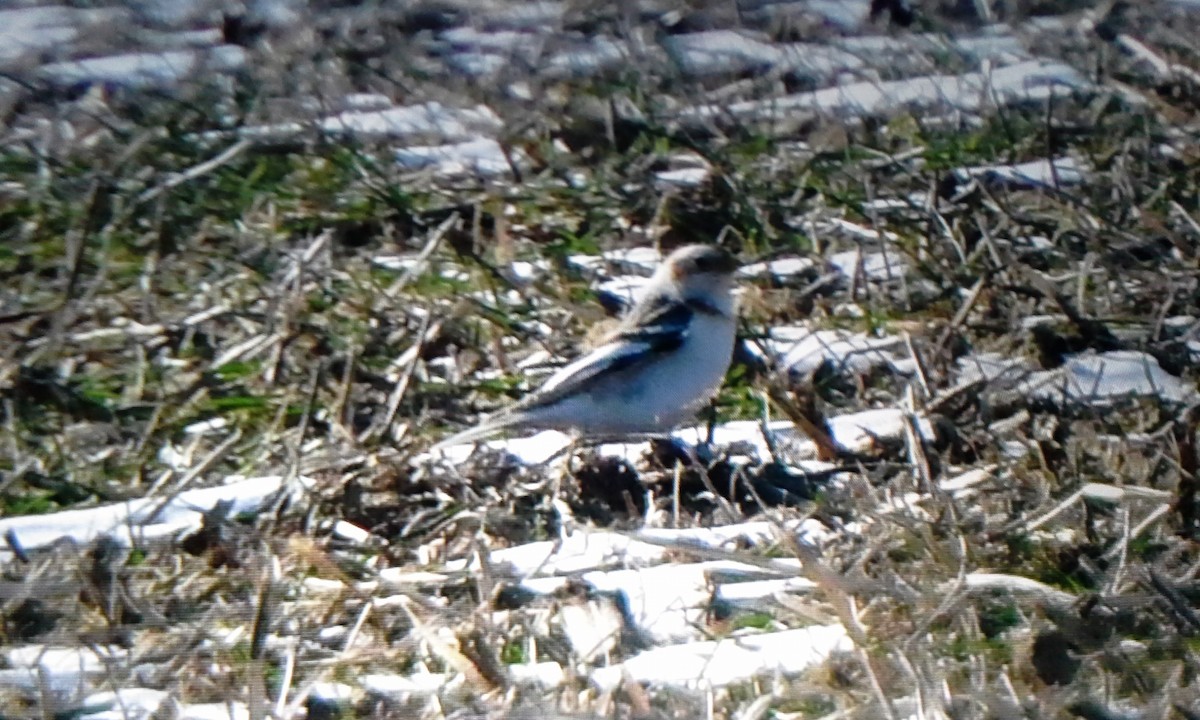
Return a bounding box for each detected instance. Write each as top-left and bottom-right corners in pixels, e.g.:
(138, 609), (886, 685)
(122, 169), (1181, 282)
(429, 413), (522, 453)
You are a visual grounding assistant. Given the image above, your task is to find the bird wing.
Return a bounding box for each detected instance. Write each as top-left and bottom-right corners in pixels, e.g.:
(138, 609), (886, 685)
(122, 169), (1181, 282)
(432, 299), (696, 450)
(519, 298), (693, 410)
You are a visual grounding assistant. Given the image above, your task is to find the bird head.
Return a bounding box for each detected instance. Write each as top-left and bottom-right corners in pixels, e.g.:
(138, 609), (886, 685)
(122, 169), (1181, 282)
(661, 244), (739, 312)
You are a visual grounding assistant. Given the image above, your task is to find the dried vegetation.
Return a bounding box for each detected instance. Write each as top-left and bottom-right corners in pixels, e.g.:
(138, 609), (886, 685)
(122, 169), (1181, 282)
(2, 0), (1200, 718)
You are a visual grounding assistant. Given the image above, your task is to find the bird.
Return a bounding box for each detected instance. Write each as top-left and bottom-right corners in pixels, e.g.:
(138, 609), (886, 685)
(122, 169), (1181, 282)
(432, 244), (740, 450)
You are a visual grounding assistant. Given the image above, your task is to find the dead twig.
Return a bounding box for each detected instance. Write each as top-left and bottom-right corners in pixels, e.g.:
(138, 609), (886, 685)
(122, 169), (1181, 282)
(136, 139), (252, 206)
(765, 381), (845, 461)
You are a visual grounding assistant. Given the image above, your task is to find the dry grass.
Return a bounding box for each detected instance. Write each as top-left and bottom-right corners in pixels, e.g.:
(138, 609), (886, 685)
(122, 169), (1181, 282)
(2, 1), (1200, 718)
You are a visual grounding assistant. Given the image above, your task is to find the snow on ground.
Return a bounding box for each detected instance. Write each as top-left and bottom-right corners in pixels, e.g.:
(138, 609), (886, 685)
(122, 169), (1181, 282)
(2, 0), (1198, 715)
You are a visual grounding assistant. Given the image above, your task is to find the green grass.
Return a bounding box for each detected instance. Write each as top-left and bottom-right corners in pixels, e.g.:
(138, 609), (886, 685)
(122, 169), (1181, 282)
(0, 22), (1197, 718)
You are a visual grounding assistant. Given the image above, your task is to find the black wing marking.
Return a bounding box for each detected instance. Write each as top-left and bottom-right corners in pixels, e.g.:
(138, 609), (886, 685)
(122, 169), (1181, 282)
(518, 299), (694, 411)
(612, 296), (693, 347)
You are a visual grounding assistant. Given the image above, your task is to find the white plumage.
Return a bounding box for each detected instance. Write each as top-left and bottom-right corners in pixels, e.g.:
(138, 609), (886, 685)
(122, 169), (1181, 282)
(432, 244), (740, 450)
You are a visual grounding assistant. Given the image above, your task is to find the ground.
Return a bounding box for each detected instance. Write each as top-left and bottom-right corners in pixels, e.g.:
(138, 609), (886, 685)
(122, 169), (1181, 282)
(1, 0), (1200, 718)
